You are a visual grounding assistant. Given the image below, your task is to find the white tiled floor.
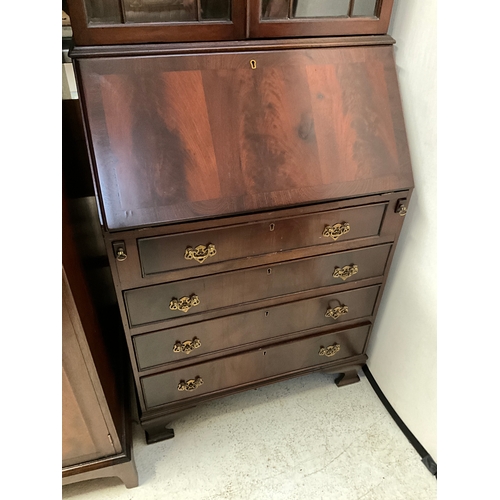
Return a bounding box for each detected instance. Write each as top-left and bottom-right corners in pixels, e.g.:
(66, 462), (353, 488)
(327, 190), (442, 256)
(62, 371), (436, 499)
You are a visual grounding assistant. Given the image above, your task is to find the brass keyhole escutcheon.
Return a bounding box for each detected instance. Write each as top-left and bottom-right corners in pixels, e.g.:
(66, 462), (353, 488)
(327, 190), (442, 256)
(269, 223), (275, 231)
(250, 59), (257, 70)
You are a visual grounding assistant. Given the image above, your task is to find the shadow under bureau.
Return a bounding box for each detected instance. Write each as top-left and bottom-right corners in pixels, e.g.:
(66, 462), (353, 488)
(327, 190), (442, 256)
(70, 32), (413, 444)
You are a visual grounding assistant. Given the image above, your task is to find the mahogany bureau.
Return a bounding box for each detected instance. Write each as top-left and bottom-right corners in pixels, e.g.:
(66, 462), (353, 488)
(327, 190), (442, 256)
(67, 0), (413, 444)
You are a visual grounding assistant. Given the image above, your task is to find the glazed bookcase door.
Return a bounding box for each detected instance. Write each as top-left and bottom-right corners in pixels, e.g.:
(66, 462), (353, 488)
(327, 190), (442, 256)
(250, 0), (394, 38)
(67, 0), (246, 45)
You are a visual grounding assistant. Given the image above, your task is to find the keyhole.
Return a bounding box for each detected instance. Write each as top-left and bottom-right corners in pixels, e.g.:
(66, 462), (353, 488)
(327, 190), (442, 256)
(250, 59), (257, 70)
(263, 351), (267, 356)
(265, 311), (269, 317)
(269, 223), (275, 231)
(267, 268), (272, 275)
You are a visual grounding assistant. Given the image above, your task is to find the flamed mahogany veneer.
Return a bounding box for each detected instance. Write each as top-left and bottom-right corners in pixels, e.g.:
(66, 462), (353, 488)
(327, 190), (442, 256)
(76, 44), (411, 231)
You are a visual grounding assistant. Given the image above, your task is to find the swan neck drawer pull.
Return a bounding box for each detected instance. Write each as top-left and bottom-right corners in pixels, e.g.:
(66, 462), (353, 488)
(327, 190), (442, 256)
(325, 305), (349, 320)
(323, 222), (350, 241)
(319, 343), (341, 357)
(177, 377), (204, 392)
(332, 265), (358, 281)
(184, 244), (217, 264)
(169, 294), (200, 313)
(173, 338), (201, 355)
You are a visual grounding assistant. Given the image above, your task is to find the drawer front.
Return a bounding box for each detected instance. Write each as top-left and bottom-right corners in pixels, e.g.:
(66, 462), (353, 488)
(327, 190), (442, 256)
(141, 324), (371, 409)
(134, 286), (380, 370)
(138, 203), (386, 276)
(124, 244), (391, 327)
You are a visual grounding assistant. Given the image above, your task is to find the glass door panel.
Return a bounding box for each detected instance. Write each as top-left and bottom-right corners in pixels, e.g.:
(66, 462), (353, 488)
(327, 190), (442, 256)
(261, 0), (378, 21)
(70, 0), (242, 44)
(294, 0), (351, 18)
(123, 0), (199, 23)
(121, 0), (231, 24)
(254, 0), (391, 38)
(352, 0), (377, 17)
(84, 0), (122, 24)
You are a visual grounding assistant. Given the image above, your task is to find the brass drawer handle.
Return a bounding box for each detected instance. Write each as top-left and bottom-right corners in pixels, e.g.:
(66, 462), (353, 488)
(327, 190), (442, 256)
(319, 343), (341, 357)
(184, 244), (217, 264)
(169, 294), (200, 313)
(325, 305), (349, 320)
(323, 222), (350, 241)
(332, 265), (358, 281)
(173, 338), (201, 355)
(396, 203), (408, 216)
(116, 247), (127, 261)
(177, 376), (204, 392)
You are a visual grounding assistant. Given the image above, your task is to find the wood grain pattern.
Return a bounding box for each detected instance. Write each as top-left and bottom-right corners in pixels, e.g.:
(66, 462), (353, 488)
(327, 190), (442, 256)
(62, 268), (117, 468)
(141, 323), (371, 408)
(77, 44), (412, 230)
(69, 35), (396, 59)
(107, 192), (405, 291)
(124, 243), (391, 327)
(137, 202), (386, 277)
(133, 285), (380, 370)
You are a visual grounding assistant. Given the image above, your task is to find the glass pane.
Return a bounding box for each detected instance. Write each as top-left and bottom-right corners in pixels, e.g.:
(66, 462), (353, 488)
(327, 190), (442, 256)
(201, 0), (230, 20)
(352, 0), (377, 17)
(294, 0), (350, 18)
(124, 0), (198, 23)
(84, 0), (122, 24)
(261, 0), (289, 19)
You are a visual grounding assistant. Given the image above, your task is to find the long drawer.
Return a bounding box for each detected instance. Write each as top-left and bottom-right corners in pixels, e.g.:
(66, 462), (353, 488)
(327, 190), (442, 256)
(138, 203), (386, 276)
(134, 285), (380, 370)
(124, 244), (391, 327)
(141, 324), (371, 409)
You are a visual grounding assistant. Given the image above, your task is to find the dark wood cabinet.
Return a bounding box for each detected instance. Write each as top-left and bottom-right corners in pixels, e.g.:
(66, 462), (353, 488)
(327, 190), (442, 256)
(67, 0), (394, 45)
(62, 100), (138, 487)
(62, 228), (138, 488)
(67, 0), (413, 445)
(62, 265), (137, 489)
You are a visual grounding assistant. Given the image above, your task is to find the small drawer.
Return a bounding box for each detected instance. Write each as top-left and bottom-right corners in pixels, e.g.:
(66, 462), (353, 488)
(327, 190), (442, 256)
(141, 324), (371, 409)
(124, 244), (391, 328)
(137, 203), (386, 276)
(134, 285), (380, 370)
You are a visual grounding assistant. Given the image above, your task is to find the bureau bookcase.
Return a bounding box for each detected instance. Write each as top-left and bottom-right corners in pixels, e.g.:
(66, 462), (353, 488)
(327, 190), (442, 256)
(67, 0), (413, 443)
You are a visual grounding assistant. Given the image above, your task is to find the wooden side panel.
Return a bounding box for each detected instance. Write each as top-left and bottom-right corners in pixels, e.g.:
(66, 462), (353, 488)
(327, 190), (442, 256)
(77, 44), (413, 230)
(62, 269), (117, 467)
